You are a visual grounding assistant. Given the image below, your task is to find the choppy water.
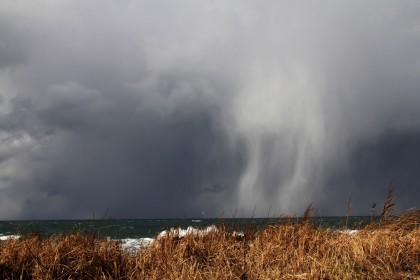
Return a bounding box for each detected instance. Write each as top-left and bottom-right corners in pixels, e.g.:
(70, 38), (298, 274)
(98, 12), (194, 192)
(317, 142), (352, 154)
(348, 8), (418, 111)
(0, 217), (372, 239)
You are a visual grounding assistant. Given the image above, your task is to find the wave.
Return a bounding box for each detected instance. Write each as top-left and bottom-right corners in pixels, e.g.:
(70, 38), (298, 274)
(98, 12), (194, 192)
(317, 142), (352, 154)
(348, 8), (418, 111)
(0, 235), (20, 241)
(116, 225), (244, 253)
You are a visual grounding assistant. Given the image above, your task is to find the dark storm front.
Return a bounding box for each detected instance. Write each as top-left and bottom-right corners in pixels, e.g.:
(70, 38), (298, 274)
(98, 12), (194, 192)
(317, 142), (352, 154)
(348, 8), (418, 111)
(0, 217), (371, 239)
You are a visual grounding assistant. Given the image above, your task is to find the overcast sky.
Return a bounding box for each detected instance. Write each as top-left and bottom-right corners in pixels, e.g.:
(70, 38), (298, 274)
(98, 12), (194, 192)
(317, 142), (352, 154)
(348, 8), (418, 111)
(1, 1), (420, 219)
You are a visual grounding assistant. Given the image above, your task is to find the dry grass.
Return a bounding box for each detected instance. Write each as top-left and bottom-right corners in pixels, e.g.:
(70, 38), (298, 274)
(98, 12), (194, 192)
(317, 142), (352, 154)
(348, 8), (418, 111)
(1, 202), (420, 279)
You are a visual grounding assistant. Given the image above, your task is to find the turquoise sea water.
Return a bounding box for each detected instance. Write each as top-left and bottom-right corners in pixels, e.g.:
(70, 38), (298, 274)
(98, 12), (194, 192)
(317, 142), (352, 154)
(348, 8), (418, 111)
(0, 217), (372, 239)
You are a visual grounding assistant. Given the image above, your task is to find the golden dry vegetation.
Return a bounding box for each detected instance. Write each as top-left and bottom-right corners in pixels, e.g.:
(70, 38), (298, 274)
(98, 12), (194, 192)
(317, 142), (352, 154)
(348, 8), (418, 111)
(0, 211), (419, 279)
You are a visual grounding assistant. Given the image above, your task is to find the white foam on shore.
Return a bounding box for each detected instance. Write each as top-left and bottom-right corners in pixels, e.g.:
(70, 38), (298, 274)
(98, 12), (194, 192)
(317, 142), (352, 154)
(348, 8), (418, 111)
(157, 225), (218, 239)
(117, 225), (238, 253)
(337, 229), (358, 235)
(0, 235), (20, 241)
(119, 238), (154, 253)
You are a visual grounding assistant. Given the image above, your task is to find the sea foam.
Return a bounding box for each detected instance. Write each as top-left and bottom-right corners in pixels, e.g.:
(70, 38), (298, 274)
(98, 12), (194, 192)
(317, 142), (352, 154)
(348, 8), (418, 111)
(117, 225), (230, 253)
(0, 235), (20, 241)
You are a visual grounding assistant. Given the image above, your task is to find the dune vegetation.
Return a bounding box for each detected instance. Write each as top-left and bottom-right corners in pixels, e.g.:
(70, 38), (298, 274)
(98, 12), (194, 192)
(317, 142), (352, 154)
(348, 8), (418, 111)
(0, 189), (419, 279)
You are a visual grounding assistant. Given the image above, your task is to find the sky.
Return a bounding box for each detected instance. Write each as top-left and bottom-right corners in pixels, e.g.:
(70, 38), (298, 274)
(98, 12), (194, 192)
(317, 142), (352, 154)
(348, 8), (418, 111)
(1, 1), (420, 219)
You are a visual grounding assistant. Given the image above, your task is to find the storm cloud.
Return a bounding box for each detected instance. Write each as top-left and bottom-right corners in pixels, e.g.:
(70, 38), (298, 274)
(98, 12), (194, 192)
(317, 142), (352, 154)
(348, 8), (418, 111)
(1, 1), (420, 219)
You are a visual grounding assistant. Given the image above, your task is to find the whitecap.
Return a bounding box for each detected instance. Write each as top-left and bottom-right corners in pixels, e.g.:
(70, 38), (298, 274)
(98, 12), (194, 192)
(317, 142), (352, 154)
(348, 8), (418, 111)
(0, 235), (20, 241)
(117, 237), (154, 254)
(337, 229), (358, 235)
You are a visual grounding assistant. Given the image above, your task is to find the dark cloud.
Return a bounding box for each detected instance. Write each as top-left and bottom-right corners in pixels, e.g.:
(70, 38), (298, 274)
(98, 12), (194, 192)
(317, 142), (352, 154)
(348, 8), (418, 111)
(0, 1), (420, 218)
(319, 130), (420, 215)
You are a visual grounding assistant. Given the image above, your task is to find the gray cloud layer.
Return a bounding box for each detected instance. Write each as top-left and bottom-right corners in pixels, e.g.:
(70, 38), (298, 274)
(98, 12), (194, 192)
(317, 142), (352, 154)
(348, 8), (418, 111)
(1, 1), (420, 219)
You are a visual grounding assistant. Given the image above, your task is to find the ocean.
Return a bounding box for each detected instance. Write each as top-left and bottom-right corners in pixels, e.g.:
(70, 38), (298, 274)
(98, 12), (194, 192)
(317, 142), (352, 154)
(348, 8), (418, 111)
(0, 217), (370, 240)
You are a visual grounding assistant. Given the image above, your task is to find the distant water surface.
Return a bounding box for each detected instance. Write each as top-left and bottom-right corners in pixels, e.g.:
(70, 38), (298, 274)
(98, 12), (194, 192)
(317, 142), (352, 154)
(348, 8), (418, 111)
(0, 217), (372, 239)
